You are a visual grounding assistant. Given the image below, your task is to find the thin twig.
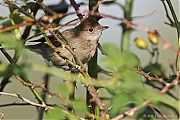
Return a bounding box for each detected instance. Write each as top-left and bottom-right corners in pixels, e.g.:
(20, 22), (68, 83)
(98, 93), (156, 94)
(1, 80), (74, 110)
(0, 102), (54, 107)
(148, 104), (170, 120)
(14, 76), (44, 88)
(135, 68), (169, 86)
(4, 0), (33, 18)
(69, 0), (83, 20)
(85, 84), (106, 118)
(0, 10), (178, 57)
(111, 100), (151, 120)
(0, 44), (46, 105)
(161, 0), (174, 24)
(0, 112), (5, 120)
(112, 72), (180, 119)
(160, 72), (180, 94)
(137, 67), (179, 100)
(38, 74), (49, 120)
(0, 92), (52, 109)
(89, 0), (103, 15)
(143, 81), (179, 100)
(49, 30), (86, 70)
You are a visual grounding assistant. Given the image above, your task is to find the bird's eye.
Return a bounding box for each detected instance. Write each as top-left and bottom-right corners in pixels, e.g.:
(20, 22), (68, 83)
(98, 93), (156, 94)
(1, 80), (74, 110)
(88, 28), (93, 32)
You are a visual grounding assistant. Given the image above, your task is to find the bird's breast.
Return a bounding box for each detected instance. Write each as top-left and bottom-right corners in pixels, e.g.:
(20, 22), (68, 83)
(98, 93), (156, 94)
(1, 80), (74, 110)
(73, 40), (98, 64)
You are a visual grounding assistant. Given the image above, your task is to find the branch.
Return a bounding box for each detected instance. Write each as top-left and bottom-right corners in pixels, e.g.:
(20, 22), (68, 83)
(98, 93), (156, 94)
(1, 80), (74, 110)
(112, 72), (180, 119)
(4, 0), (33, 18)
(85, 84), (106, 118)
(0, 112), (5, 120)
(49, 30), (86, 70)
(143, 81), (179, 100)
(0, 102), (54, 107)
(38, 74), (50, 120)
(0, 44), (46, 105)
(77, 11), (180, 56)
(148, 104), (170, 120)
(159, 72), (180, 94)
(111, 100), (151, 120)
(136, 68), (179, 100)
(0, 92), (52, 109)
(135, 67), (169, 86)
(69, 0), (83, 20)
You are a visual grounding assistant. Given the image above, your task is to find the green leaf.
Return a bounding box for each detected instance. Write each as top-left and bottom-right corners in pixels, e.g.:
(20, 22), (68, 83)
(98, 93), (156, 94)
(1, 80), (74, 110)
(0, 16), (7, 20)
(110, 93), (130, 117)
(10, 9), (23, 24)
(21, 2), (38, 11)
(143, 63), (166, 79)
(121, 52), (140, 66)
(0, 33), (24, 59)
(71, 100), (87, 115)
(101, 43), (140, 72)
(0, 64), (27, 77)
(2, 19), (13, 27)
(1, 19), (21, 39)
(121, 68), (142, 91)
(56, 83), (69, 95)
(31, 64), (72, 79)
(67, 114), (79, 120)
(46, 107), (66, 119)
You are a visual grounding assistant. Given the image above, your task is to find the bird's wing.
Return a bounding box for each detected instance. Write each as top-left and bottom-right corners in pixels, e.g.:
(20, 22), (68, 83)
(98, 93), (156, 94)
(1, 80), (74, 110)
(28, 35), (62, 47)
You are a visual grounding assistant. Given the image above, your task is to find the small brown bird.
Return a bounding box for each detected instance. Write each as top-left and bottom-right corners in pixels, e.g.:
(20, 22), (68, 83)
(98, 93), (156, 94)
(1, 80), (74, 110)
(26, 17), (108, 69)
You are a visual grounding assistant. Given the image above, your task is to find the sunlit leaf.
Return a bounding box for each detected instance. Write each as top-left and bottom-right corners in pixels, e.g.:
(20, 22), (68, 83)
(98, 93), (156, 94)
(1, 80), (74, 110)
(120, 68), (142, 91)
(56, 83), (70, 95)
(101, 43), (140, 72)
(10, 9), (23, 24)
(110, 93), (130, 117)
(0, 16), (7, 20)
(67, 114), (79, 120)
(71, 100), (87, 115)
(46, 107), (65, 119)
(0, 33), (24, 60)
(0, 64), (27, 77)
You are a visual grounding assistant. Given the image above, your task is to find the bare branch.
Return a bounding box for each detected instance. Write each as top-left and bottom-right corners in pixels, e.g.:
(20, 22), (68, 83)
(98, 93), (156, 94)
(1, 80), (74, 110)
(0, 112), (5, 120)
(49, 30), (86, 70)
(135, 68), (169, 86)
(111, 100), (151, 120)
(148, 104), (170, 120)
(38, 74), (50, 120)
(160, 72), (180, 94)
(69, 0), (83, 19)
(4, 0), (33, 18)
(0, 102), (54, 107)
(112, 72), (180, 119)
(85, 84), (107, 118)
(0, 92), (52, 110)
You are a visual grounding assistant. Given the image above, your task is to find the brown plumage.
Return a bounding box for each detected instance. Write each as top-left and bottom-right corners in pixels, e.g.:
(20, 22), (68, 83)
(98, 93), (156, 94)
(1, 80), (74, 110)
(26, 17), (108, 69)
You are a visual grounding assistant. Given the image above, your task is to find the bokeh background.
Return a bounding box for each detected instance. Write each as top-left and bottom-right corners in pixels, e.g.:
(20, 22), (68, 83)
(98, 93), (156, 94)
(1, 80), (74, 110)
(0, 0), (179, 119)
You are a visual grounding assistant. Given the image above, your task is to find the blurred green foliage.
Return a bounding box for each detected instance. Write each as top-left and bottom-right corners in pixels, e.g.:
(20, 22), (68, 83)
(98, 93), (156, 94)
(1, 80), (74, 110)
(0, 0), (179, 120)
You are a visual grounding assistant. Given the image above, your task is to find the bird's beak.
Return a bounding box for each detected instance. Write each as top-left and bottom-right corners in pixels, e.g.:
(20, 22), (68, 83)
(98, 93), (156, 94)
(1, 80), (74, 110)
(102, 26), (109, 30)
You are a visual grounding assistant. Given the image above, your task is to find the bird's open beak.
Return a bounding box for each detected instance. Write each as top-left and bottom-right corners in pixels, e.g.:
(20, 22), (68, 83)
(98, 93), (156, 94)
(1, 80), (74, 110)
(102, 26), (109, 30)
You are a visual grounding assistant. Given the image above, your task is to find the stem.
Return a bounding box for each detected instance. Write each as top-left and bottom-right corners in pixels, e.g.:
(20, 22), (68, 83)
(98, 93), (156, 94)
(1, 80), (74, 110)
(0, 45), (46, 106)
(120, 0), (134, 52)
(165, 0), (180, 71)
(37, 74), (49, 120)
(88, 0), (99, 117)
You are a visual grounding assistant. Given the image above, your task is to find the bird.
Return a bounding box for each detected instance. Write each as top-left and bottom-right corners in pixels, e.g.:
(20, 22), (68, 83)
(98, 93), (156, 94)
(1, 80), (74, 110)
(26, 17), (108, 70)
